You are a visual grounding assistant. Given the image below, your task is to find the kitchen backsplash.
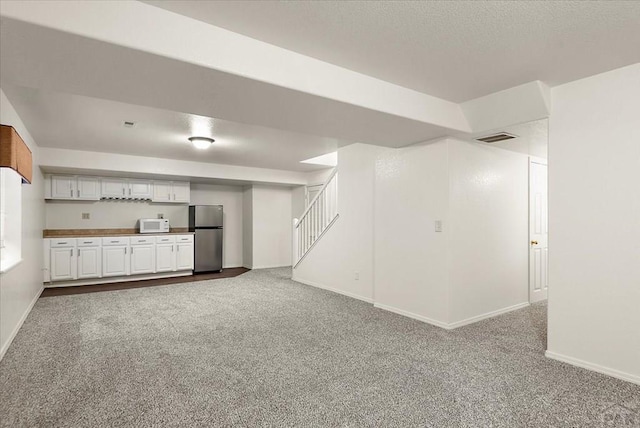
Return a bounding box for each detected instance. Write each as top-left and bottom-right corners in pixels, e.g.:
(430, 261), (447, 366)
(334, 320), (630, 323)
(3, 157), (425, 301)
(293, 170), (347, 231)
(45, 200), (188, 229)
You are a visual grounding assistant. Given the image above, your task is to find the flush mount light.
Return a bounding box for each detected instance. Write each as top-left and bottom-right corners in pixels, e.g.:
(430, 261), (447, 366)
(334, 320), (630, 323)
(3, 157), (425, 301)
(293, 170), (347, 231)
(188, 136), (215, 150)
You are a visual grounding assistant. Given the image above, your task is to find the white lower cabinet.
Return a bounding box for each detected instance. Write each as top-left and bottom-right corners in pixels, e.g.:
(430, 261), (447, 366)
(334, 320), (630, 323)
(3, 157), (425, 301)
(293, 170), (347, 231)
(78, 247), (102, 279)
(45, 234), (194, 284)
(102, 237), (130, 277)
(50, 246), (77, 281)
(130, 236), (155, 275)
(176, 242), (194, 271)
(156, 236), (176, 273)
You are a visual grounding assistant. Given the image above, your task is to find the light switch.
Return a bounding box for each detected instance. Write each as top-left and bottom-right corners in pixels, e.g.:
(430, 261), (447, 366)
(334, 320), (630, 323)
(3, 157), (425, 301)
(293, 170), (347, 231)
(435, 220), (443, 232)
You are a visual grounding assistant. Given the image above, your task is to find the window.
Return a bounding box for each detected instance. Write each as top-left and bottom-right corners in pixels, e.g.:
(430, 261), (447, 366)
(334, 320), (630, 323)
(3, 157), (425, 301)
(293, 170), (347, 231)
(0, 168), (22, 273)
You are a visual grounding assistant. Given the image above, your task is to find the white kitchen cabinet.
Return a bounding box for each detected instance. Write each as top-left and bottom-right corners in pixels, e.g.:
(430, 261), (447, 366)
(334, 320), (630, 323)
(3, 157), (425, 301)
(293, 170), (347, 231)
(130, 236), (155, 275)
(50, 175), (76, 199)
(176, 242), (194, 270)
(50, 246), (77, 281)
(155, 243), (176, 272)
(152, 181), (190, 203)
(49, 175), (101, 200)
(77, 246), (102, 279)
(102, 237), (130, 277)
(77, 176), (101, 200)
(152, 181), (172, 202)
(128, 180), (153, 200)
(172, 182), (190, 203)
(101, 178), (128, 198)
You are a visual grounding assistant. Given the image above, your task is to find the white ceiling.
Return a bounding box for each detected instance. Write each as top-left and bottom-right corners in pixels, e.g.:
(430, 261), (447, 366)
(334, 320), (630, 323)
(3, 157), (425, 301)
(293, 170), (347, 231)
(2, 85), (343, 172)
(145, 0), (640, 102)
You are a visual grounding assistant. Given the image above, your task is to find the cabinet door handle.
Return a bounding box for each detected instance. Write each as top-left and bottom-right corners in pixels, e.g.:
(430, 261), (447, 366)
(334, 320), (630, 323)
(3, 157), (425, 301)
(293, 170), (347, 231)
(77, 189), (80, 197)
(70, 189), (73, 197)
(70, 248), (73, 257)
(173, 193), (176, 200)
(172, 245), (174, 252)
(131, 247), (134, 254)
(78, 249), (80, 257)
(125, 247), (127, 254)
(129, 188), (131, 196)
(168, 193), (170, 200)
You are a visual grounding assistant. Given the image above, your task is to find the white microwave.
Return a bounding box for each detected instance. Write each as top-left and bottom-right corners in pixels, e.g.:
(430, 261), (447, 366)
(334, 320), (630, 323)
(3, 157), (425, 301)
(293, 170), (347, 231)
(138, 218), (170, 234)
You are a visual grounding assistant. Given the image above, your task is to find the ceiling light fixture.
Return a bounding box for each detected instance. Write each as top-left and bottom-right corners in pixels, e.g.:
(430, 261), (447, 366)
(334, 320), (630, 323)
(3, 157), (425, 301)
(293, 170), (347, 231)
(188, 136), (215, 150)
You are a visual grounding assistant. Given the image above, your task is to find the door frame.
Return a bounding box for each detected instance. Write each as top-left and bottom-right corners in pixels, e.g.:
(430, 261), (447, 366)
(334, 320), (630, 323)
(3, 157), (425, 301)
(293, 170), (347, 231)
(529, 156), (548, 303)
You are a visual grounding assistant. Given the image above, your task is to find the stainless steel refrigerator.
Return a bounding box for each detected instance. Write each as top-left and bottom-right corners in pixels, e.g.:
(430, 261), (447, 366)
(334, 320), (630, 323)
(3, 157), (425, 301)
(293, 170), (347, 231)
(189, 205), (223, 273)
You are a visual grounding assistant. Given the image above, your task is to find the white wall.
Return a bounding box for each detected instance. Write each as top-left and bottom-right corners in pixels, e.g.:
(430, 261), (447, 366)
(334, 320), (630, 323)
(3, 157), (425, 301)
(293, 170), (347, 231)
(447, 139), (529, 325)
(0, 89), (45, 359)
(373, 138), (528, 326)
(242, 187), (253, 269)
(45, 200), (188, 229)
(294, 144), (388, 302)
(251, 185), (293, 269)
(547, 64), (640, 384)
(374, 140), (450, 324)
(190, 183), (244, 268)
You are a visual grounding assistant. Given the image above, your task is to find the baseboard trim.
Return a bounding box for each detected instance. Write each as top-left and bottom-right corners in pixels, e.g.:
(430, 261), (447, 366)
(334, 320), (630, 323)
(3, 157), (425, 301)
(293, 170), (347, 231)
(448, 302), (530, 329)
(252, 264), (292, 270)
(292, 277), (373, 304)
(545, 350), (640, 385)
(0, 285), (44, 361)
(373, 302), (450, 329)
(45, 271), (192, 288)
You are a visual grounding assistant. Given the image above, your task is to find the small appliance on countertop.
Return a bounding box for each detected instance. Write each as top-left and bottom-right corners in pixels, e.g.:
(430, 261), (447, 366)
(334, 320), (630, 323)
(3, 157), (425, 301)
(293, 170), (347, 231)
(138, 218), (170, 234)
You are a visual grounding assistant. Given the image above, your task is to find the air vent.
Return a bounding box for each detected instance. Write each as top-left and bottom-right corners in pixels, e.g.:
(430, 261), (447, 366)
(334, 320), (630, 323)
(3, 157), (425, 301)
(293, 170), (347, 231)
(123, 121), (136, 128)
(476, 132), (517, 143)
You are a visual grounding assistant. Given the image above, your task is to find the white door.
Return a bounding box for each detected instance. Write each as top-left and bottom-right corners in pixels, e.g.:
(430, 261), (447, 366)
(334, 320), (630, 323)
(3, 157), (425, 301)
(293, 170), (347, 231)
(529, 159), (548, 302)
(101, 178), (127, 198)
(306, 184), (323, 207)
(50, 247), (77, 281)
(156, 243), (176, 272)
(152, 181), (172, 202)
(129, 180), (153, 200)
(77, 176), (101, 200)
(102, 246), (129, 277)
(172, 182), (190, 203)
(51, 176), (76, 199)
(176, 243), (194, 270)
(130, 244), (155, 274)
(77, 247), (101, 279)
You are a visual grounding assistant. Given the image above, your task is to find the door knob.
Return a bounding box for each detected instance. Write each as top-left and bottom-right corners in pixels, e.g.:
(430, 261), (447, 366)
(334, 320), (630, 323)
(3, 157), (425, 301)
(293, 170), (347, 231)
(531, 240), (538, 245)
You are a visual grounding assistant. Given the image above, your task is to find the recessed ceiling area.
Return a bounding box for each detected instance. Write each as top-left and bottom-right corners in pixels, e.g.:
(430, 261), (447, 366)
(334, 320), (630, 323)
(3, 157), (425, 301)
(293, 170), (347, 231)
(145, 0), (640, 102)
(2, 85), (345, 172)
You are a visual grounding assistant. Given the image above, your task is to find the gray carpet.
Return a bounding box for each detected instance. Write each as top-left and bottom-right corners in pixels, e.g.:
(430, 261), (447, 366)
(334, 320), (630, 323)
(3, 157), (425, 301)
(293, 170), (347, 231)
(1, 268), (638, 427)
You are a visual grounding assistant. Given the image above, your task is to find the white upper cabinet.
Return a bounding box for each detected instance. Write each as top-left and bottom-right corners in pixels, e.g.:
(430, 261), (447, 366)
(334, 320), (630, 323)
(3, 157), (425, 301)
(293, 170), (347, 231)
(152, 181), (172, 203)
(49, 175), (100, 200)
(77, 176), (101, 200)
(101, 178), (128, 198)
(152, 181), (190, 203)
(50, 175), (76, 199)
(46, 175), (189, 203)
(172, 182), (190, 203)
(128, 180), (153, 200)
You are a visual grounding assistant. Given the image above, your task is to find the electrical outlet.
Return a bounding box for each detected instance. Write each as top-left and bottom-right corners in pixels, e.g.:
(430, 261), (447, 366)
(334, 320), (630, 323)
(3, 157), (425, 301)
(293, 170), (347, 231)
(81, 213), (90, 220)
(157, 213), (164, 219)
(354, 271), (359, 280)
(435, 220), (443, 232)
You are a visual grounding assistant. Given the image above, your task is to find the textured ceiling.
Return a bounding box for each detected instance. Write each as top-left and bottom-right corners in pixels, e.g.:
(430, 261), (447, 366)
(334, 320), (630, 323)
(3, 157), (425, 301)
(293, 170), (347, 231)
(144, 0), (640, 102)
(2, 85), (342, 172)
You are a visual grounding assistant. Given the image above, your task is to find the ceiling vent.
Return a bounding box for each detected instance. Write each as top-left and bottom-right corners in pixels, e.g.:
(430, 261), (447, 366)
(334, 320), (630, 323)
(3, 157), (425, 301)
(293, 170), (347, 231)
(123, 121), (136, 128)
(476, 132), (517, 143)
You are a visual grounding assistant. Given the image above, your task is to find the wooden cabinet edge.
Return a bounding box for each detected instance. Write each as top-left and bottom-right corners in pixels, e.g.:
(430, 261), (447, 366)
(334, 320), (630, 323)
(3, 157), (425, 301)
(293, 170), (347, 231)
(0, 124), (33, 184)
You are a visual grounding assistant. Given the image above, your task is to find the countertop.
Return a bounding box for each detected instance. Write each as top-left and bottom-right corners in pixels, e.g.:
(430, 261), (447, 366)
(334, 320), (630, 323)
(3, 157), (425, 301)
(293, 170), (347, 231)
(43, 228), (193, 238)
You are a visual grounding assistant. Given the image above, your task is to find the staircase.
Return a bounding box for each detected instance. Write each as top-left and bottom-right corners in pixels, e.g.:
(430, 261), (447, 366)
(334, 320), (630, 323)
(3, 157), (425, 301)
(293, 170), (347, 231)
(293, 169), (339, 267)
